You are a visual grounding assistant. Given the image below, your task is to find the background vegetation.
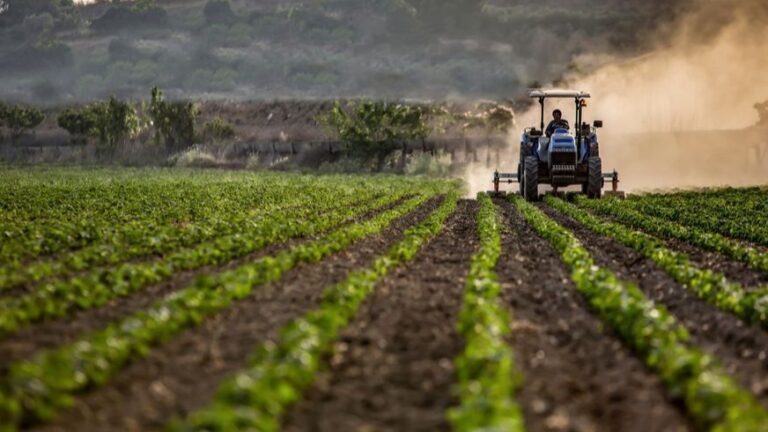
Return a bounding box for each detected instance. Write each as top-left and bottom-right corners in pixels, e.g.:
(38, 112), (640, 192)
(0, 0), (684, 104)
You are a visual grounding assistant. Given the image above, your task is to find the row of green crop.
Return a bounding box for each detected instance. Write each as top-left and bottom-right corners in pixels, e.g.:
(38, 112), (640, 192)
(0, 171), (398, 265)
(628, 187), (768, 216)
(0, 189), (449, 429)
(0, 190), (413, 338)
(170, 193), (459, 431)
(513, 196), (768, 430)
(547, 197), (768, 328)
(0, 177), (271, 259)
(448, 193), (524, 431)
(0, 169), (451, 225)
(575, 196), (768, 274)
(0, 169), (285, 223)
(624, 195), (768, 248)
(0, 188), (385, 292)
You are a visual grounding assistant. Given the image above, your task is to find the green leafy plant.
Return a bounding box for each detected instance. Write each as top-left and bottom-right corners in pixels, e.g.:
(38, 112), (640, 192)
(170, 192), (459, 431)
(200, 116), (235, 143)
(56, 97), (139, 148)
(318, 100), (430, 169)
(513, 195), (768, 431)
(575, 195), (768, 275)
(0, 191), (414, 336)
(56, 107), (96, 144)
(149, 86), (199, 151)
(449, 192), (524, 431)
(547, 196), (768, 329)
(0, 104), (45, 142)
(0, 189), (449, 428)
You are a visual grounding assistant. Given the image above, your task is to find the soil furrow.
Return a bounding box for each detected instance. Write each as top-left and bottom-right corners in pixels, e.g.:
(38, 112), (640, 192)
(658, 237), (768, 289)
(593, 210), (768, 289)
(30, 196), (442, 432)
(542, 204), (768, 409)
(282, 199), (477, 432)
(498, 200), (690, 432)
(0, 195), (409, 373)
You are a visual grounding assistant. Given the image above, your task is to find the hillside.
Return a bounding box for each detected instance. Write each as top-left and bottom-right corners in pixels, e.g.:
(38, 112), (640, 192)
(0, 0), (682, 104)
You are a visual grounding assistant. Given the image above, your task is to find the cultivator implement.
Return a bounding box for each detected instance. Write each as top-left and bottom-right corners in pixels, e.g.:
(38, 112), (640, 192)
(491, 89), (625, 200)
(492, 169), (624, 199)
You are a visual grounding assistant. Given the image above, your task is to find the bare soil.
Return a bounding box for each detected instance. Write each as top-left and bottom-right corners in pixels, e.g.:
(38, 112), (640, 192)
(27, 197), (442, 432)
(542, 205), (768, 409)
(498, 199), (691, 432)
(0, 195), (406, 372)
(283, 199), (478, 432)
(594, 209), (768, 289)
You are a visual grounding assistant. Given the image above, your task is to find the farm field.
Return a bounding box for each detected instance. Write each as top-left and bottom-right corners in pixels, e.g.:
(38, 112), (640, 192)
(1, 168), (768, 432)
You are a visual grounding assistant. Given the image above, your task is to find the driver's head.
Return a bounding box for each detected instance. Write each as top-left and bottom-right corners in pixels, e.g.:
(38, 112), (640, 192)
(553, 109), (562, 121)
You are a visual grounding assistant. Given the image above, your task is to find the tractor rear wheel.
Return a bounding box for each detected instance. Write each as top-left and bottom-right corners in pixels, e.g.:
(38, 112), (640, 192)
(517, 163), (524, 195)
(586, 157), (603, 199)
(523, 156), (539, 202)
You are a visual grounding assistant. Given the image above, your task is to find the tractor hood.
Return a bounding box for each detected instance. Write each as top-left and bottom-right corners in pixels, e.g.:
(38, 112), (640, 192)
(550, 131), (576, 152)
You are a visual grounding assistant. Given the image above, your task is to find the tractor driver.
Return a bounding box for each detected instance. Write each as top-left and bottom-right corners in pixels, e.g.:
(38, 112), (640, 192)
(546, 109), (570, 137)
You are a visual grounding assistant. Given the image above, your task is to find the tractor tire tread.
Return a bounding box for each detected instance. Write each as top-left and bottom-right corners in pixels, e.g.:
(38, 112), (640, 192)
(587, 157), (602, 199)
(524, 156), (539, 202)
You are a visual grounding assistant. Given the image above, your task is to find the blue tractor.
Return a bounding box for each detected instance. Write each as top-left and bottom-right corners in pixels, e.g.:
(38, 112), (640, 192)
(493, 90), (622, 201)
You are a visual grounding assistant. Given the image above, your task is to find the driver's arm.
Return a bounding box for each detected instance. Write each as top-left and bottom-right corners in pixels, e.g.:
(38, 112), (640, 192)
(545, 121), (555, 137)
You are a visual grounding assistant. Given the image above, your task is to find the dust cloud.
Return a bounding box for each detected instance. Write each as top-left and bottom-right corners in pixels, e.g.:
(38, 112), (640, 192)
(473, 0), (768, 195)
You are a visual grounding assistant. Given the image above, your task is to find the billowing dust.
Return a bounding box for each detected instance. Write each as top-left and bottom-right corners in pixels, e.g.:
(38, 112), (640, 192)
(464, 0), (768, 195)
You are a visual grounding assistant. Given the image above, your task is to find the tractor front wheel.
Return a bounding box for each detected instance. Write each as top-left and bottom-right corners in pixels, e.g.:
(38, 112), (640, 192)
(523, 156), (539, 202)
(586, 157), (603, 199)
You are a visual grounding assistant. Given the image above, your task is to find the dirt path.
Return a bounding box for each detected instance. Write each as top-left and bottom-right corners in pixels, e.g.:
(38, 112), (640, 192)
(30, 197), (442, 432)
(0, 196), (406, 372)
(282, 200), (478, 432)
(542, 205), (768, 409)
(498, 200), (690, 432)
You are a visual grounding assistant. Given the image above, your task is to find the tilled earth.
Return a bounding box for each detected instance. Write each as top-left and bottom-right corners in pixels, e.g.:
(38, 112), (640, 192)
(497, 200), (690, 432)
(542, 205), (768, 409)
(283, 200), (478, 432)
(6, 195), (768, 432)
(31, 197), (443, 432)
(0, 195), (410, 372)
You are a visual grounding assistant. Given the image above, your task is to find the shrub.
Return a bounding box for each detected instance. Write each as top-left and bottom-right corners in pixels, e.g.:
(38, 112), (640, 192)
(4, 39), (73, 71)
(21, 12), (54, 40)
(169, 145), (219, 167)
(91, 1), (168, 32)
(318, 100), (430, 167)
(405, 151), (452, 177)
(203, 0), (234, 24)
(57, 107), (96, 144)
(201, 117), (235, 142)
(57, 97), (139, 148)
(149, 86), (199, 150)
(210, 68), (237, 91)
(0, 104), (45, 141)
(0, 102), (6, 130)
(34, 39), (72, 66)
(90, 97), (140, 148)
